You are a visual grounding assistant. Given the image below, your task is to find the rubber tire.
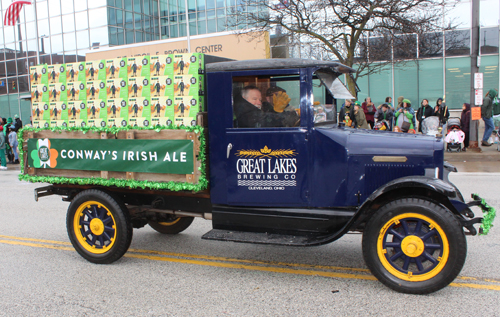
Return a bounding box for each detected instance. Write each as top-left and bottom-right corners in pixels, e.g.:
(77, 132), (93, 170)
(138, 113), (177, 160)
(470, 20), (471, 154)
(66, 189), (133, 264)
(362, 198), (467, 294)
(148, 216), (194, 234)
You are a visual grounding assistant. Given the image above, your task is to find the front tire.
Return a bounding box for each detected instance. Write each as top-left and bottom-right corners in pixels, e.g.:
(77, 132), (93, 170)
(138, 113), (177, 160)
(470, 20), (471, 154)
(67, 189), (133, 264)
(362, 198), (466, 294)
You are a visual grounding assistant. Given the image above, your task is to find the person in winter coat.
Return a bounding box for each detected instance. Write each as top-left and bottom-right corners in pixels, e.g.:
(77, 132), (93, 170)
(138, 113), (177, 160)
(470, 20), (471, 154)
(338, 99), (356, 128)
(434, 98), (450, 127)
(481, 89), (498, 146)
(362, 97), (376, 128)
(461, 103), (471, 150)
(385, 97), (393, 109)
(394, 99), (415, 132)
(13, 114), (22, 131)
(375, 103), (394, 130)
(354, 101), (369, 129)
(0, 123), (6, 170)
(4, 117), (13, 163)
(397, 96), (404, 110)
(416, 99), (434, 133)
(8, 125), (19, 163)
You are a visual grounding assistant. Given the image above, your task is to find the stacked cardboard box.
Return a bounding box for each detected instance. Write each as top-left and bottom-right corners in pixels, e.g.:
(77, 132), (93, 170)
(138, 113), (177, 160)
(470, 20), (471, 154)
(30, 53), (206, 128)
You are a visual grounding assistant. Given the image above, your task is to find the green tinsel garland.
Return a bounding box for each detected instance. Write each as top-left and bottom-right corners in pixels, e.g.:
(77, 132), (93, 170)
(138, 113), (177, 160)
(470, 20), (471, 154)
(472, 194), (496, 235)
(17, 125), (208, 192)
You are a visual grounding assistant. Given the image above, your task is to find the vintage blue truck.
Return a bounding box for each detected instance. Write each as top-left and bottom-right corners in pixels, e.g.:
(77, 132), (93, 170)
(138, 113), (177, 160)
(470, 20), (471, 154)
(26, 58), (494, 294)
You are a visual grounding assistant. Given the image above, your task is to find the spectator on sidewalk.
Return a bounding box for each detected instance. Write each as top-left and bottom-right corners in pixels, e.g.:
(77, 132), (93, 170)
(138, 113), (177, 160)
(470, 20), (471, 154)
(385, 97), (393, 109)
(13, 114), (22, 131)
(339, 99), (356, 128)
(481, 89), (498, 146)
(434, 98), (450, 129)
(7, 124), (19, 164)
(394, 99), (415, 133)
(416, 99), (434, 133)
(362, 97), (376, 128)
(4, 118), (13, 164)
(354, 101), (369, 129)
(461, 103), (471, 150)
(0, 120), (6, 170)
(375, 103), (394, 130)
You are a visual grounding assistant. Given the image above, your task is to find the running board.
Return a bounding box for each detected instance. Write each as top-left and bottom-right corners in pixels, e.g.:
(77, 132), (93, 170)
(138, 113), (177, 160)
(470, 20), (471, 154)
(201, 229), (327, 246)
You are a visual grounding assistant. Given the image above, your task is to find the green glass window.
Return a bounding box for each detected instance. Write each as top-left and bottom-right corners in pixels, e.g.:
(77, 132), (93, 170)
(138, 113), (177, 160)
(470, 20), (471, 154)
(418, 59), (444, 106)
(445, 57), (471, 109)
(394, 62), (418, 108)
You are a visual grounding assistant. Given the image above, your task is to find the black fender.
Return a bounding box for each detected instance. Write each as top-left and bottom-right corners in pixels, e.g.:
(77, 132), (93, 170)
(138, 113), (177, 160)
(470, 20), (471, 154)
(352, 176), (461, 229)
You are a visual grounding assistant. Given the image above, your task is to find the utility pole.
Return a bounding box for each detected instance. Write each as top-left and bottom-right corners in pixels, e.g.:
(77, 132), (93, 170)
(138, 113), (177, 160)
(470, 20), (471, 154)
(469, 0), (480, 150)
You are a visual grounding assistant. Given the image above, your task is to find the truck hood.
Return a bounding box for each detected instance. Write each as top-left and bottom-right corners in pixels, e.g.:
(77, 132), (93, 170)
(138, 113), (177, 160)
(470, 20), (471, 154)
(316, 127), (443, 157)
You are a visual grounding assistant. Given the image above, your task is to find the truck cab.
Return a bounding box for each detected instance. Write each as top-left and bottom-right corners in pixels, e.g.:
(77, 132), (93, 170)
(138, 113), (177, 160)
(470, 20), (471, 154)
(205, 59), (452, 241)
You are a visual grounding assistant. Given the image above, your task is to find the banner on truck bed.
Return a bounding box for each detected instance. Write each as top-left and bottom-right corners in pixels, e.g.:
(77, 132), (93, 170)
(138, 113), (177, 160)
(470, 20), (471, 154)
(27, 138), (194, 174)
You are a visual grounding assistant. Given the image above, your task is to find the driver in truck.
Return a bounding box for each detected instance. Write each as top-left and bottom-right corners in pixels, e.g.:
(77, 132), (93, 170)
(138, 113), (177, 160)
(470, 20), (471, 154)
(234, 85), (299, 128)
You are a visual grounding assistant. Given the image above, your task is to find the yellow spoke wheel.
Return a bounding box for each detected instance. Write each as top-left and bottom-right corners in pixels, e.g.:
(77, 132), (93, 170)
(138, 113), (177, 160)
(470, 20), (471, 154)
(67, 190), (132, 264)
(362, 198), (466, 294)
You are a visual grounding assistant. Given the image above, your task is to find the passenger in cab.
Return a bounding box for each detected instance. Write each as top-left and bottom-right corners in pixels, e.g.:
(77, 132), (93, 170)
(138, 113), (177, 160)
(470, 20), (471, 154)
(233, 86), (299, 128)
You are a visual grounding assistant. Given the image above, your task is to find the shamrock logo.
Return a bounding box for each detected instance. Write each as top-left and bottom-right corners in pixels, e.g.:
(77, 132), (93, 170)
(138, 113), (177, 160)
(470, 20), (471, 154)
(31, 139), (58, 168)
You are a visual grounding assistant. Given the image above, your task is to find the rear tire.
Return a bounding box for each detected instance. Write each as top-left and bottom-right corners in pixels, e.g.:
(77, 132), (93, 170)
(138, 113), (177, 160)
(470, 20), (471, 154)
(67, 189), (133, 264)
(148, 216), (194, 234)
(362, 198), (466, 294)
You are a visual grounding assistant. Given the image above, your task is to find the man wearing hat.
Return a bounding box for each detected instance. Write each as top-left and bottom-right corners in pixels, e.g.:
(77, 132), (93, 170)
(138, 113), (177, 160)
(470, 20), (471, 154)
(4, 118), (13, 163)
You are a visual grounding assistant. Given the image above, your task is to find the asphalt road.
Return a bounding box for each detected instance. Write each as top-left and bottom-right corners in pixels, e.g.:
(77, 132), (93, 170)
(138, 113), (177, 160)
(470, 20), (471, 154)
(0, 169), (499, 316)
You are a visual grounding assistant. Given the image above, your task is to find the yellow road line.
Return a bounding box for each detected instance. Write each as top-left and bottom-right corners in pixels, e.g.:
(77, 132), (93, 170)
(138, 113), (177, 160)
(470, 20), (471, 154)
(1, 235), (500, 291)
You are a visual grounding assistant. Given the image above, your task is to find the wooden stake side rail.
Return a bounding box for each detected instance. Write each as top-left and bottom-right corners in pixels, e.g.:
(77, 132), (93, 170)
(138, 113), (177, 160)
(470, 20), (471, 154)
(22, 129), (203, 185)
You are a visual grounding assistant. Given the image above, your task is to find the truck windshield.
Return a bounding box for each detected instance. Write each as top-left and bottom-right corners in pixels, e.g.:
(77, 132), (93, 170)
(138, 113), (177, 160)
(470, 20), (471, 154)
(313, 69), (354, 126)
(232, 75), (301, 128)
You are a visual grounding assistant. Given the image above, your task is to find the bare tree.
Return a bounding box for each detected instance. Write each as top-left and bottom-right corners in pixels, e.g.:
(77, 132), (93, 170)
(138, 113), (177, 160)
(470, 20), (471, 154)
(230, 0), (455, 96)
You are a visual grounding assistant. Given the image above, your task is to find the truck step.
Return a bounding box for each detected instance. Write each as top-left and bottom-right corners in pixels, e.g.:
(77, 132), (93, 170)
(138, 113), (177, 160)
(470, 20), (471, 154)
(201, 229), (325, 246)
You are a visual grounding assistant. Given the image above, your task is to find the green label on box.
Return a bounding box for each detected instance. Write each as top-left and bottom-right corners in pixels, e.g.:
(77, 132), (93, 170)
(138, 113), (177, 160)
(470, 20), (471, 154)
(27, 138), (194, 174)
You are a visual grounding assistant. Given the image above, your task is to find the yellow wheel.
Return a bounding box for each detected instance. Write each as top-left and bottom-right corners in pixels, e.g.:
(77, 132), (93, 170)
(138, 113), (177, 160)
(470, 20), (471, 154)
(148, 215), (194, 234)
(362, 198), (466, 294)
(67, 190), (132, 264)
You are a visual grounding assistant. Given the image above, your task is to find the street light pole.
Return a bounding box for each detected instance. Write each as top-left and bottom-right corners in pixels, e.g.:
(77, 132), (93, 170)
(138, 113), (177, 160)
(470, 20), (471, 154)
(469, 0), (480, 150)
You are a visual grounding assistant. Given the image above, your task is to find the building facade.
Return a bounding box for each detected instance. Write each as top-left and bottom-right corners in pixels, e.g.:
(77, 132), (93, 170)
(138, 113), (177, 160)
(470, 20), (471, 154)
(0, 0), (498, 120)
(343, 0), (500, 110)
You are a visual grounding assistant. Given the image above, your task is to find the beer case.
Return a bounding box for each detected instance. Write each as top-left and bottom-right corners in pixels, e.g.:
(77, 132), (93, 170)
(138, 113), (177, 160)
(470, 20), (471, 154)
(150, 75), (174, 97)
(47, 64), (66, 83)
(173, 53), (204, 76)
(66, 81), (86, 101)
(66, 62), (86, 82)
(150, 55), (174, 76)
(105, 78), (128, 99)
(48, 82), (67, 102)
(67, 100), (87, 121)
(173, 74), (204, 96)
(106, 98), (128, 122)
(30, 84), (49, 103)
(128, 76), (150, 98)
(85, 60), (106, 81)
(32, 102), (50, 121)
(86, 99), (107, 125)
(127, 56), (150, 78)
(86, 80), (107, 100)
(29, 64), (48, 85)
(105, 58), (128, 80)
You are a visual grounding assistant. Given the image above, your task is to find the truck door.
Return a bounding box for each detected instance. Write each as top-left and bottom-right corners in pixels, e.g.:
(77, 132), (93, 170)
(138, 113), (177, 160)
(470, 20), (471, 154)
(224, 70), (310, 207)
